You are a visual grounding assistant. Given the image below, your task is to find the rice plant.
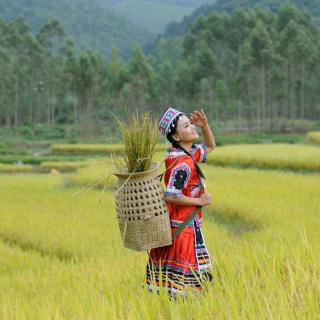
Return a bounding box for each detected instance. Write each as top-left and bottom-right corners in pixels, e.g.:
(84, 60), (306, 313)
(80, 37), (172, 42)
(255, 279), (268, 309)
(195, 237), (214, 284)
(115, 110), (158, 173)
(206, 144), (320, 172)
(306, 131), (320, 144)
(0, 163), (33, 173)
(0, 166), (319, 318)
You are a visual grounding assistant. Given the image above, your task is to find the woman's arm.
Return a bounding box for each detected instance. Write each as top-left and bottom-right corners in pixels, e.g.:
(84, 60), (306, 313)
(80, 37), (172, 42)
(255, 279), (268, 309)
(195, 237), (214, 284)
(190, 109), (216, 153)
(164, 192), (212, 206)
(201, 123), (216, 153)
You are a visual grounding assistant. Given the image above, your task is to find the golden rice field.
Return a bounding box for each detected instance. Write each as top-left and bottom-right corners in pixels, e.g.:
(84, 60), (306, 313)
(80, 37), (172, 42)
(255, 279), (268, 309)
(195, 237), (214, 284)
(50, 143), (168, 155)
(0, 163), (33, 173)
(39, 161), (89, 173)
(5, 143), (319, 176)
(1, 142), (320, 319)
(206, 143), (320, 172)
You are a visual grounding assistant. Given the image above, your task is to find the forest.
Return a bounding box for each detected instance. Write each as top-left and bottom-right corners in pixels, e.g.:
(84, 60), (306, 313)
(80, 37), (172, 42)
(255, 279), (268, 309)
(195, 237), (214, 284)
(0, 3), (320, 135)
(0, 0), (154, 59)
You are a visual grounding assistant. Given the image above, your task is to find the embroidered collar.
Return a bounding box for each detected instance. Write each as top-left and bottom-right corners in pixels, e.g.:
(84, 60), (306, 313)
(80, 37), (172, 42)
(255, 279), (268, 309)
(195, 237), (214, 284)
(166, 145), (197, 158)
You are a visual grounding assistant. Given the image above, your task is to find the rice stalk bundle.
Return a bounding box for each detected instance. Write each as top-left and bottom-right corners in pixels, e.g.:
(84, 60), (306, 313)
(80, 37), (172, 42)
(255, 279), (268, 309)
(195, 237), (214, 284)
(116, 111), (158, 173)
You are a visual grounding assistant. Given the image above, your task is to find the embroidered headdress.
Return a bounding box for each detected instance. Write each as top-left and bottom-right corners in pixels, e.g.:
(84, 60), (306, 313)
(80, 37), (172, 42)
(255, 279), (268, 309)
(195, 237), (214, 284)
(158, 107), (184, 136)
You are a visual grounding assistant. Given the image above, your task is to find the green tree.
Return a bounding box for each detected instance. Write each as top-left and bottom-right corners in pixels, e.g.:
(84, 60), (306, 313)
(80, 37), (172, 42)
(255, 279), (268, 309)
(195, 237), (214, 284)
(77, 50), (104, 133)
(126, 47), (157, 111)
(248, 19), (274, 131)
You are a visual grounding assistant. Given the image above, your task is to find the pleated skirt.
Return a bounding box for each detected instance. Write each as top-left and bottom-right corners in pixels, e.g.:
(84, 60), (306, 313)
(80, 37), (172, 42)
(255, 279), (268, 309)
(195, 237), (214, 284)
(145, 219), (213, 296)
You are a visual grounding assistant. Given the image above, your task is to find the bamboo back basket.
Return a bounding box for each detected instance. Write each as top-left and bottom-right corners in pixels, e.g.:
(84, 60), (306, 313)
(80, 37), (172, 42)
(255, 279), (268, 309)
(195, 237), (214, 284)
(113, 162), (172, 251)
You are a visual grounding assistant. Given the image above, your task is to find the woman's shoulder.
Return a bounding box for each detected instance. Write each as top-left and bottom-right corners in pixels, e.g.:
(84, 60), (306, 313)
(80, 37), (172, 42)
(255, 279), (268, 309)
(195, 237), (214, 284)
(165, 147), (194, 168)
(166, 146), (183, 157)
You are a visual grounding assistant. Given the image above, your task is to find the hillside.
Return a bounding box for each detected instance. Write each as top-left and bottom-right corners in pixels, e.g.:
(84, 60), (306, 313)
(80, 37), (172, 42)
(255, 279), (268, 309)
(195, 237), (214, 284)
(0, 0), (154, 59)
(94, 0), (217, 34)
(164, 0), (320, 37)
(0, 0), (220, 58)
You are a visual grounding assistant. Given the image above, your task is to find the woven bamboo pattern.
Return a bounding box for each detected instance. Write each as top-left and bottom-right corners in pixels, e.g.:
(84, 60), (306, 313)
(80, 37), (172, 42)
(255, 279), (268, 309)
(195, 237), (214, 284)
(114, 162), (172, 251)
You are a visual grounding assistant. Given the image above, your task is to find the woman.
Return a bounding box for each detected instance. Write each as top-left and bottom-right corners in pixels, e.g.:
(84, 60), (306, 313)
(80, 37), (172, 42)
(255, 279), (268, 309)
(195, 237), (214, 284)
(145, 107), (216, 297)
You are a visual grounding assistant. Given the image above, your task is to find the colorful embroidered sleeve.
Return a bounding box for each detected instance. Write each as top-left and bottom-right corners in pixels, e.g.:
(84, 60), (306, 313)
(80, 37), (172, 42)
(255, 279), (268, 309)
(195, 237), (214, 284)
(191, 143), (207, 163)
(164, 162), (191, 198)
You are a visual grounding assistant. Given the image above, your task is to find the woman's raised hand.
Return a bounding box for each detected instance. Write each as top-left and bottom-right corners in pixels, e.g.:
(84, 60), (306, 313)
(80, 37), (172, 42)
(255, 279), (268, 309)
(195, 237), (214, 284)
(199, 192), (212, 206)
(189, 108), (208, 128)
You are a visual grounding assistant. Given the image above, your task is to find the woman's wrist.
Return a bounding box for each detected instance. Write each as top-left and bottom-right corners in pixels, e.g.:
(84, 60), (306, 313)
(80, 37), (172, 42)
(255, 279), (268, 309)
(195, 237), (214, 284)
(202, 121), (209, 128)
(201, 123), (210, 130)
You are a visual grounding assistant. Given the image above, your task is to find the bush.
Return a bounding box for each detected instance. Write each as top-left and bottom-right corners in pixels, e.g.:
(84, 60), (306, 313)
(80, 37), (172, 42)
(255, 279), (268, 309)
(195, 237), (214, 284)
(34, 125), (66, 139)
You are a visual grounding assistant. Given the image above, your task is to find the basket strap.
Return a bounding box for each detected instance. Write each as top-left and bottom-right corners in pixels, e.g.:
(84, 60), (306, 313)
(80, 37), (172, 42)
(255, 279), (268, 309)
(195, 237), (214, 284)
(172, 206), (201, 240)
(157, 157), (179, 182)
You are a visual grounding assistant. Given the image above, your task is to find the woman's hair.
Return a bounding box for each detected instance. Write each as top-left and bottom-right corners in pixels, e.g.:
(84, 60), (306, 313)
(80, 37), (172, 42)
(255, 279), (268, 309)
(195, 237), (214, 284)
(166, 115), (180, 148)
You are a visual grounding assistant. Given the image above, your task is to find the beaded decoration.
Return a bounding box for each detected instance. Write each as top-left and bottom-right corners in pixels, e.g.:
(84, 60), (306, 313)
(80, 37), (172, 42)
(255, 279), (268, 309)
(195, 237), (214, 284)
(158, 107), (184, 136)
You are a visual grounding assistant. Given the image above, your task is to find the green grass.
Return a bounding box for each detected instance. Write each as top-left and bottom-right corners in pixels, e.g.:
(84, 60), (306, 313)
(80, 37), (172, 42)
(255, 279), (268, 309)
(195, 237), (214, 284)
(0, 158), (319, 318)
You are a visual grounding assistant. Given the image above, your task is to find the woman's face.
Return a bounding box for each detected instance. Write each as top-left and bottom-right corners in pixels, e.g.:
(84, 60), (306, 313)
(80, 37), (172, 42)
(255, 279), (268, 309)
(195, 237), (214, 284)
(172, 115), (198, 143)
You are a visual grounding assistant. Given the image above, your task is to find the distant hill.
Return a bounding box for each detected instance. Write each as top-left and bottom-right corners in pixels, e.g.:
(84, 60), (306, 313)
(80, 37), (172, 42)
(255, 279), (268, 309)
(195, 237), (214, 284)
(0, 0), (154, 59)
(163, 0), (320, 37)
(94, 0), (217, 34)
